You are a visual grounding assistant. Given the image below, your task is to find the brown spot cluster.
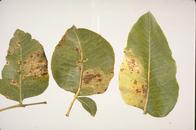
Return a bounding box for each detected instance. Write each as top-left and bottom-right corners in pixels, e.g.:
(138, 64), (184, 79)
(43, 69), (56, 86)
(130, 79), (147, 107)
(131, 80), (147, 94)
(126, 57), (140, 74)
(22, 50), (48, 79)
(134, 84), (147, 94)
(81, 69), (113, 95)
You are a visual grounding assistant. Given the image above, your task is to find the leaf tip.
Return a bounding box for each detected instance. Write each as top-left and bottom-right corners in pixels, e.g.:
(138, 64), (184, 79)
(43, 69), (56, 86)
(14, 29), (24, 35)
(71, 25), (77, 30)
(143, 11), (155, 20)
(146, 11), (152, 15)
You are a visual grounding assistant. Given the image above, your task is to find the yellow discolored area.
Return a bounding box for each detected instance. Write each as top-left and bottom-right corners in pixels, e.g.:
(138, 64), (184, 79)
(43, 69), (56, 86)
(119, 49), (147, 109)
(80, 68), (113, 95)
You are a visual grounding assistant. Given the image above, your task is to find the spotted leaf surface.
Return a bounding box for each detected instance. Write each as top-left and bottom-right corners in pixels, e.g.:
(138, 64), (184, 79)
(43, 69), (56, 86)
(119, 12), (179, 117)
(0, 29), (49, 103)
(51, 26), (114, 116)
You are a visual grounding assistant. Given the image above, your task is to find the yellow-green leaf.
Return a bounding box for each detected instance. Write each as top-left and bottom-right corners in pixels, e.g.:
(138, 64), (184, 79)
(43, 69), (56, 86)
(51, 26), (114, 116)
(119, 12), (179, 117)
(0, 29), (49, 111)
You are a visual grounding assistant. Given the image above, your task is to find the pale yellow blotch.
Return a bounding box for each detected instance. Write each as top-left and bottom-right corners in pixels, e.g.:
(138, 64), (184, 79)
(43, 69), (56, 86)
(119, 49), (147, 109)
(22, 50), (48, 79)
(81, 69), (113, 95)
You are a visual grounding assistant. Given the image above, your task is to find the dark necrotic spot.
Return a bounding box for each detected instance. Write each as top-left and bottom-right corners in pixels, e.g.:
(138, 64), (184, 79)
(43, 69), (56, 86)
(6, 61), (9, 65)
(97, 79), (102, 82)
(75, 47), (80, 53)
(96, 74), (101, 77)
(37, 53), (40, 57)
(39, 60), (43, 63)
(136, 89), (141, 93)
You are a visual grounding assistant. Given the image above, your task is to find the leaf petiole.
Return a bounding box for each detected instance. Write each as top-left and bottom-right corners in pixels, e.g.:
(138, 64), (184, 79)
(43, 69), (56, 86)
(65, 88), (81, 117)
(0, 101), (47, 112)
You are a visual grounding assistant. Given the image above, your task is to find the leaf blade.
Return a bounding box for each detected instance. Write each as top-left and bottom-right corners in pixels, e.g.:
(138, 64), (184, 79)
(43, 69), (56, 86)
(77, 97), (97, 116)
(0, 29), (49, 102)
(119, 12), (179, 117)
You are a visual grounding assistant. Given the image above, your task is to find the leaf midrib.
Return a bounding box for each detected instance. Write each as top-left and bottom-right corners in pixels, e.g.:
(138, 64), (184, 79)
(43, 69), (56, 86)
(19, 42), (22, 103)
(144, 15), (151, 113)
(73, 28), (84, 92)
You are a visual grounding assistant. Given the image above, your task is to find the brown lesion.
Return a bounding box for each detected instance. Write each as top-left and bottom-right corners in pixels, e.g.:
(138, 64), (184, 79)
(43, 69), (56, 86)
(10, 79), (19, 87)
(6, 60), (9, 65)
(74, 47), (80, 53)
(97, 79), (102, 82)
(133, 80), (137, 84)
(83, 73), (102, 84)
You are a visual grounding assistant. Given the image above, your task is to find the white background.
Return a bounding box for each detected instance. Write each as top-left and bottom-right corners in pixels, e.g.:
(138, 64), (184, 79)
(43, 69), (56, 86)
(0, 0), (195, 130)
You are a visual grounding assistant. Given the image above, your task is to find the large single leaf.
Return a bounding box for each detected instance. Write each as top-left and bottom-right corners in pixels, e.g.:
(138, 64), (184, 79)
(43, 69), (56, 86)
(51, 26), (114, 116)
(0, 29), (49, 112)
(119, 12), (179, 117)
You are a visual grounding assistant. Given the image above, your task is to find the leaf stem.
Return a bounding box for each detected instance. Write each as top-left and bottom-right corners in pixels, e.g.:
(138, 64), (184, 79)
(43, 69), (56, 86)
(0, 101), (47, 112)
(65, 87), (81, 117)
(65, 27), (84, 117)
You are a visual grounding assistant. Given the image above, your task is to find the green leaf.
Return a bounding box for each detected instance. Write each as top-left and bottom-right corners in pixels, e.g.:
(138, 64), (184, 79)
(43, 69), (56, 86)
(0, 29), (49, 111)
(51, 26), (114, 116)
(119, 12), (179, 117)
(77, 97), (97, 116)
